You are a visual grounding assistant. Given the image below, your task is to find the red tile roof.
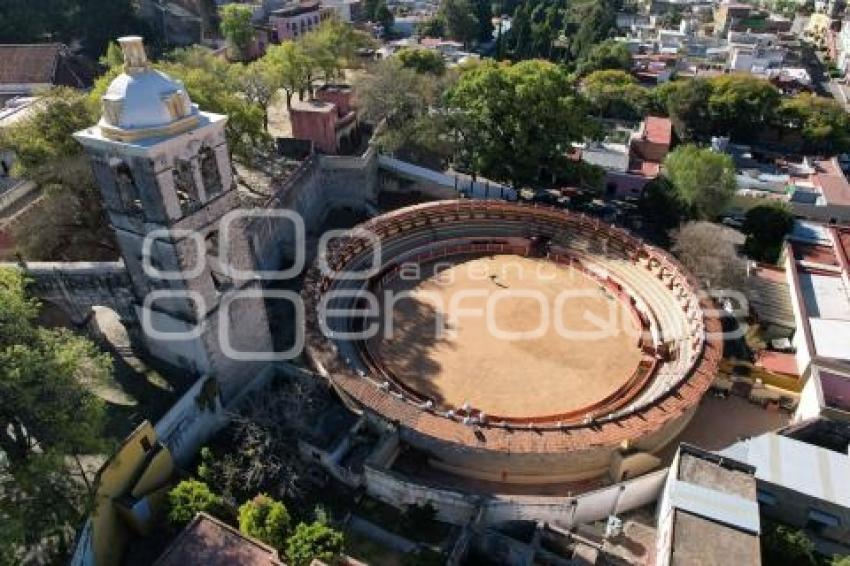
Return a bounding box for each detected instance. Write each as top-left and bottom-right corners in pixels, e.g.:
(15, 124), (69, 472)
(756, 351), (799, 377)
(628, 159), (661, 177)
(644, 116), (673, 146)
(752, 264), (786, 284)
(791, 241), (839, 266)
(154, 513), (282, 566)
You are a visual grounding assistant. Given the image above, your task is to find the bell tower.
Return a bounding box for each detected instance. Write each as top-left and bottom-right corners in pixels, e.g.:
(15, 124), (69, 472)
(74, 36), (273, 399)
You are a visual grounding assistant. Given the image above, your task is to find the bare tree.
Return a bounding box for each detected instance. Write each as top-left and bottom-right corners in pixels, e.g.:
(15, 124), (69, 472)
(671, 221), (746, 291)
(200, 374), (331, 501)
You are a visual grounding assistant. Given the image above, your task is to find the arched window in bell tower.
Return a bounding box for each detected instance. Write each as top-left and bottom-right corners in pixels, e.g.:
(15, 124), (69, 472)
(173, 158), (201, 216)
(205, 229), (232, 291)
(115, 162), (143, 216)
(199, 146), (223, 197)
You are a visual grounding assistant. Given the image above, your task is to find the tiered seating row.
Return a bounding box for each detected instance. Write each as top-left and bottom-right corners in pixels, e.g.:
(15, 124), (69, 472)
(302, 200), (714, 434)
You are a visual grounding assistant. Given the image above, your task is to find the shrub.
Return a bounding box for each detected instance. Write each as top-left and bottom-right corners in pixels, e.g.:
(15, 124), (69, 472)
(761, 521), (817, 566)
(286, 521), (345, 566)
(238, 494), (291, 551)
(167, 480), (224, 527)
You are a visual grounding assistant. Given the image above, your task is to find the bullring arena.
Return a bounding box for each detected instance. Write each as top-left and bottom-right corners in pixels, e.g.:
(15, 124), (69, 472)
(303, 200), (723, 486)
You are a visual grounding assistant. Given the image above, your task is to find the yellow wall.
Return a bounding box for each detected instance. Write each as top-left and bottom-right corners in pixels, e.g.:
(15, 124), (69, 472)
(91, 421), (175, 566)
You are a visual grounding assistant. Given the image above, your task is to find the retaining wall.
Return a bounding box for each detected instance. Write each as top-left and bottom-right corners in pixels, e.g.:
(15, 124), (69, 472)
(363, 464), (668, 528)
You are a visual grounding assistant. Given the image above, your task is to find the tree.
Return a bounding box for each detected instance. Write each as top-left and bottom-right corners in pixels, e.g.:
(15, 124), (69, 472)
(779, 94), (850, 154)
(238, 494), (291, 550)
(417, 15), (447, 37)
(220, 4), (255, 61)
(664, 144), (736, 220)
(707, 75), (780, 142)
(397, 47), (446, 75)
(657, 7), (683, 29)
(0, 0), (152, 58)
(441, 0), (480, 47)
(167, 480), (225, 527)
(446, 59), (594, 189)
(355, 59), (454, 163)
(0, 88), (117, 260)
(654, 79), (713, 141)
(285, 522), (345, 566)
(474, 0), (494, 43)
(365, 0), (394, 33)
(296, 19), (374, 93)
(576, 39), (632, 76)
(0, 267), (112, 563)
(581, 70), (649, 120)
(637, 177), (688, 244)
(1, 89), (95, 174)
(229, 60), (281, 131)
(264, 41), (309, 108)
(741, 204), (794, 263)
(374, 1), (395, 34)
(569, 0), (617, 60)
(672, 221), (746, 290)
(761, 521), (817, 566)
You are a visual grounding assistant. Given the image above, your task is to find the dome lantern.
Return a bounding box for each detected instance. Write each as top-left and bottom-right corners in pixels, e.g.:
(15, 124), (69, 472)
(97, 36), (201, 142)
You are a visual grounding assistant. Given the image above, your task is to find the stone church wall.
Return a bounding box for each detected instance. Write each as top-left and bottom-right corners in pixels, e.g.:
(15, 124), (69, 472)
(247, 147), (379, 273)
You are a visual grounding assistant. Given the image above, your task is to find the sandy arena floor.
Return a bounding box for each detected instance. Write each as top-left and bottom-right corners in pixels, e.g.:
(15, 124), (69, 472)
(370, 255), (644, 418)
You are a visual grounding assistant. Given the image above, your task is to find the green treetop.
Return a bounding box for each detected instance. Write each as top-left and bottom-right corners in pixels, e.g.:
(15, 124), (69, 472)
(220, 4), (255, 61)
(663, 144), (736, 220)
(238, 494), (292, 551)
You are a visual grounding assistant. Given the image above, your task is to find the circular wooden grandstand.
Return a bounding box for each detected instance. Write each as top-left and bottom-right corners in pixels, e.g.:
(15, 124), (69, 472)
(302, 200), (722, 484)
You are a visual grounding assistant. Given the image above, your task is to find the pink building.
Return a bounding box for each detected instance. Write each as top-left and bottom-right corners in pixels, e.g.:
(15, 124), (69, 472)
(290, 85), (359, 154)
(578, 116), (673, 198)
(269, 1), (333, 41)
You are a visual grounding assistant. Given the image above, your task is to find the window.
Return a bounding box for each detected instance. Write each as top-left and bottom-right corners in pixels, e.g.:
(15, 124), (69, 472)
(205, 230), (220, 258)
(115, 162), (143, 215)
(206, 230), (232, 292)
(199, 146), (223, 197)
(756, 489), (777, 506)
(173, 159), (200, 216)
(808, 509), (841, 530)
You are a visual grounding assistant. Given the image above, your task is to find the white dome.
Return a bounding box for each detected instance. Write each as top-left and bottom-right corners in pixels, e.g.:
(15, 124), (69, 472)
(102, 70), (195, 129)
(98, 37), (200, 142)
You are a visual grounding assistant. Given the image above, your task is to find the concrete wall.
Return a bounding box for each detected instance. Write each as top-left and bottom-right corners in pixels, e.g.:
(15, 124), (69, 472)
(247, 148), (378, 271)
(790, 202), (850, 224)
(393, 402), (690, 485)
(363, 464), (668, 528)
(0, 179), (37, 214)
